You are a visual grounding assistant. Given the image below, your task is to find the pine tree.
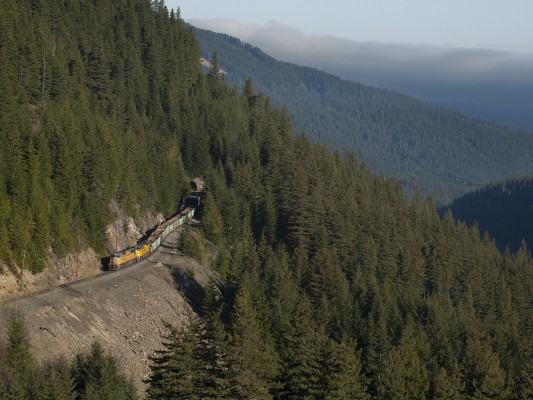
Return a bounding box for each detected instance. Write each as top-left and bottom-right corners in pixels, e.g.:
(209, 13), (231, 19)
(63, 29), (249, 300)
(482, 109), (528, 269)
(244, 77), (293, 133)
(364, 300), (392, 397)
(253, 185), (277, 244)
(72, 342), (138, 400)
(323, 337), (369, 400)
(514, 342), (533, 399)
(267, 247), (300, 346)
(462, 334), (509, 400)
(432, 365), (464, 400)
(192, 295), (232, 399)
(380, 325), (430, 400)
(5, 312), (35, 400)
(243, 78), (255, 109)
(41, 358), (76, 400)
(180, 226), (202, 262)
(279, 298), (326, 399)
(206, 51), (224, 100)
(201, 191), (224, 245)
(229, 283), (279, 399)
(146, 321), (198, 400)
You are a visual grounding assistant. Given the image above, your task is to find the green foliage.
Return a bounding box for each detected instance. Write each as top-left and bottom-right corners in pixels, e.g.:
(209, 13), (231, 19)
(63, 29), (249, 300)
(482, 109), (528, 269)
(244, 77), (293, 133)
(146, 321), (197, 400)
(0, 0), (196, 268)
(3, 312), (36, 399)
(41, 358), (76, 400)
(514, 342), (533, 399)
(179, 226), (202, 262)
(462, 334), (510, 399)
(279, 298), (327, 399)
(192, 308), (233, 399)
(200, 191), (224, 245)
(380, 328), (430, 399)
(72, 342), (138, 400)
(194, 27), (533, 204)
(432, 365), (464, 400)
(0, 314), (135, 400)
(157, 48), (531, 397)
(323, 337), (369, 400)
(228, 283), (279, 399)
(212, 248), (230, 278)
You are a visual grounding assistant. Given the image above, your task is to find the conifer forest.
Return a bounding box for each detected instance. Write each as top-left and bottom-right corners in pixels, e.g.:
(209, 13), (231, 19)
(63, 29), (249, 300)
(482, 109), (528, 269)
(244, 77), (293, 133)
(0, 1), (531, 399)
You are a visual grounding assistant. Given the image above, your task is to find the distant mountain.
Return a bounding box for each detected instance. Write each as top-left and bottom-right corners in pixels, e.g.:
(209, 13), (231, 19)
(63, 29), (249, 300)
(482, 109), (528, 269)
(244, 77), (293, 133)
(442, 177), (533, 252)
(193, 27), (533, 204)
(390, 80), (533, 134)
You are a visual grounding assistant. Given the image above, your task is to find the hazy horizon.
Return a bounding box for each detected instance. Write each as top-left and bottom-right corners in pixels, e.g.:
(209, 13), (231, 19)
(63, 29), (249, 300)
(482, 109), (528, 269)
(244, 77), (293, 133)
(166, 1), (533, 132)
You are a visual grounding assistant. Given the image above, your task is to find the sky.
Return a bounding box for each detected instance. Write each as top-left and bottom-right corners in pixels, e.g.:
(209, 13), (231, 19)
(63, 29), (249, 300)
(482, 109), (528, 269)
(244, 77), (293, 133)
(165, 0), (533, 131)
(167, 0), (533, 52)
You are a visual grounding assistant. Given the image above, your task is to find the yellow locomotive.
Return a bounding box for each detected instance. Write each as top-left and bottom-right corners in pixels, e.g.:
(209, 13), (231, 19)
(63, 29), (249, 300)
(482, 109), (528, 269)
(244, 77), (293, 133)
(108, 206), (196, 270)
(108, 179), (203, 271)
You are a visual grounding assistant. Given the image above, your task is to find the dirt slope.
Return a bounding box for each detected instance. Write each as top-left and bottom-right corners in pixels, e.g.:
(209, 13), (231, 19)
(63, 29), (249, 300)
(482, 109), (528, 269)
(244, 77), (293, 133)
(0, 231), (215, 394)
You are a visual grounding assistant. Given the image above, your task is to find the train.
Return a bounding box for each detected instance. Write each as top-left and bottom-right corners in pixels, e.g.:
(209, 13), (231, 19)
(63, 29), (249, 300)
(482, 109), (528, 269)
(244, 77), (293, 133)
(108, 180), (203, 270)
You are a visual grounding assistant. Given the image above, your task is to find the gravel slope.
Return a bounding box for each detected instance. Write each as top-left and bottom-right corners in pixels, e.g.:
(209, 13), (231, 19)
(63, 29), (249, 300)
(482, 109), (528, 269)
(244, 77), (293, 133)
(0, 230), (215, 394)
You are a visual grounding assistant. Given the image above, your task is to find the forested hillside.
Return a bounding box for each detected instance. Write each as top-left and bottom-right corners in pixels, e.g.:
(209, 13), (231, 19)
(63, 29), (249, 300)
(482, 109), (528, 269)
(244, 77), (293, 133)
(443, 177), (533, 252)
(0, 0), (198, 271)
(194, 27), (533, 204)
(0, 1), (532, 399)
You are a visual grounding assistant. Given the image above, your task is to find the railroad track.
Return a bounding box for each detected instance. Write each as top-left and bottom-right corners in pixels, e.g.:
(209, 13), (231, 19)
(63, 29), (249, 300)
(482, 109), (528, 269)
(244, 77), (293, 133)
(0, 230), (181, 308)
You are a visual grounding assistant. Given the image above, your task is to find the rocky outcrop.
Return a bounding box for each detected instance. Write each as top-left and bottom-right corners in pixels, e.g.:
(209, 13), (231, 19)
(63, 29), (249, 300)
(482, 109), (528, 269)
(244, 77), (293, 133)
(0, 201), (163, 302)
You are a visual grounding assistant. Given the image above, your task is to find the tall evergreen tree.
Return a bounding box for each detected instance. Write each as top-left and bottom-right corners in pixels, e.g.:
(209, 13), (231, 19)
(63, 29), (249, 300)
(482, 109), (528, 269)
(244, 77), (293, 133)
(432, 365), (464, 400)
(72, 342), (138, 400)
(462, 334), (510, 400)
(380, 328), (430, 400)
(146, 321), (197, 400)
(514, 342), (533, 400)
(41, 358), (76, 400)
(192, 293), (232, 399)
(201, 191), (224, 245)
(279, 298), (326, 399)
(229, 283), (279, 399)
(323, 337), (369, 400)
(4, 312), (35, 400)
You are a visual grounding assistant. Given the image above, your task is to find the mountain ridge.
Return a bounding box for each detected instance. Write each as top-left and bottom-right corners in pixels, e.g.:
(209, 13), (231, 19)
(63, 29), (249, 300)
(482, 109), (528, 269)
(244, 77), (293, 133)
(193, 26), (533, 204)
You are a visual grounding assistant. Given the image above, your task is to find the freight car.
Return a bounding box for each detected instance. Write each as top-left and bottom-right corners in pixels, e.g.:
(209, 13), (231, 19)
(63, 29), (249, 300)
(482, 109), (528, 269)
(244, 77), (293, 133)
(108, 206), (196, 270)
(109, 178), (203, 270)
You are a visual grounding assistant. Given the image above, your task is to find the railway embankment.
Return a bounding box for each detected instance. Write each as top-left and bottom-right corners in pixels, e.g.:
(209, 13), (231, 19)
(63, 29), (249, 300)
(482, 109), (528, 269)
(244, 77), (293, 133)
(0, 229), (215, 392)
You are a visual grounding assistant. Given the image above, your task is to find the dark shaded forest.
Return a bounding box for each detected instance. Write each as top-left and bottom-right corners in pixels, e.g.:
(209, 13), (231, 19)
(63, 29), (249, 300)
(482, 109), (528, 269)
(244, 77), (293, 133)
(194, 27), (533, 204)
(443, 177), (533, 253)
(0, 1), (532, 399)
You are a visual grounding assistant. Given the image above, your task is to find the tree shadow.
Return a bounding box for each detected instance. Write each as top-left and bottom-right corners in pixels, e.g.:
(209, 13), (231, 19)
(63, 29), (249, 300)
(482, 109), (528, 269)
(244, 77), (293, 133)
(168, 265), (206, 316)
